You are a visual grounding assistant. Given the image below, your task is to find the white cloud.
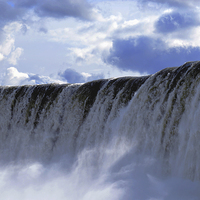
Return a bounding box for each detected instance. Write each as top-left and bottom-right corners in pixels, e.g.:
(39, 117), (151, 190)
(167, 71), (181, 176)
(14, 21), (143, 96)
(0, 67), (105, 86)
(121, 19), (139, 28)
(8, 47), (23, 65)
(2, 67), (30, 86)
(3, 22), (23, 34)
(0, 22), (24, 66)
(0, 53), (4, 61)
(0, 35), (15, 56)
(1, 67), (63, 86)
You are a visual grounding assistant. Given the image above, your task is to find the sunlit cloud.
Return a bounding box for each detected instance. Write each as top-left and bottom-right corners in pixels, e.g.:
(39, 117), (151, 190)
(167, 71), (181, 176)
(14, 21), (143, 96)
(1, 67), (63, 86)
(0, 53), (4, 61)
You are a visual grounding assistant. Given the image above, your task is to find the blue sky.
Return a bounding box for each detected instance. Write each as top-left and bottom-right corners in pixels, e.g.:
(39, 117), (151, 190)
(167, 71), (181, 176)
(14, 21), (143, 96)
(0, 0), (200, 85)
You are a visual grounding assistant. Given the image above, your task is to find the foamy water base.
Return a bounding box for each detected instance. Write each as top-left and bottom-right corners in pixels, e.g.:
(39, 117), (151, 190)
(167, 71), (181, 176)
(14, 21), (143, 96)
(0, 61), (200, 199)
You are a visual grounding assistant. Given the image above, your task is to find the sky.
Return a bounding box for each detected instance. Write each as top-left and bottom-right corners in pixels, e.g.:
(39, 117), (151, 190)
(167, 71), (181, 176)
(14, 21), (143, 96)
(0, 0), (200, 85)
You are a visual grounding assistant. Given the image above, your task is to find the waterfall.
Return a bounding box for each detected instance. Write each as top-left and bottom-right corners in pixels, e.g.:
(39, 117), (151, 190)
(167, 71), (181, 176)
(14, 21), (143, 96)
(0, 61), (200, 199)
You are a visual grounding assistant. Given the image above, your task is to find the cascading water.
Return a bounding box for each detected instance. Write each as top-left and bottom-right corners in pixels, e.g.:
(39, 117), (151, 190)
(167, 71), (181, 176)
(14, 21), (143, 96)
(0, 61), (200, 199)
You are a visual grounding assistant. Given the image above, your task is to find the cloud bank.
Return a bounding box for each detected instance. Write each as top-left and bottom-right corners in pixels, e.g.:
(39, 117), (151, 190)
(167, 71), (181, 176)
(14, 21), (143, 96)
(0, 1), (23, 28)
(105, 36), (200, 74)
(0, 67), (105, 86)
(5, 0), (95, 21)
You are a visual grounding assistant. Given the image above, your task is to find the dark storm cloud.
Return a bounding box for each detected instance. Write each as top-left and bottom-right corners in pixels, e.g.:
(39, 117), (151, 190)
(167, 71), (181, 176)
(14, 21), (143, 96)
(0, 1), (23, 27)
(12, 0), (94, 20)
(36, 0), (93, 20)
(59, 68), (86, 83)
(59, 68), (104, 83)
(104, 36), (200, 74)
(0, 0), (94, 29)
(155, 12), (199, 33)
(140, 0), (199, 8)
